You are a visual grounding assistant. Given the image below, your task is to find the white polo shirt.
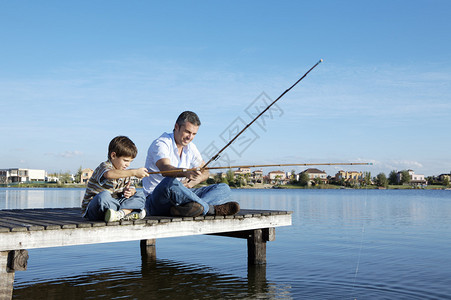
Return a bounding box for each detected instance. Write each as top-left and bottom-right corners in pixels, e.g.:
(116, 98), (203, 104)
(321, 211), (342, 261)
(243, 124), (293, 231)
(142, 132), (203, 196)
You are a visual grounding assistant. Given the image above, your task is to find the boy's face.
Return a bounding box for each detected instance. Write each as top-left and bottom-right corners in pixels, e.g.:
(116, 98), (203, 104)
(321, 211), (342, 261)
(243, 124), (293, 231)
(110, 152), (133, 170)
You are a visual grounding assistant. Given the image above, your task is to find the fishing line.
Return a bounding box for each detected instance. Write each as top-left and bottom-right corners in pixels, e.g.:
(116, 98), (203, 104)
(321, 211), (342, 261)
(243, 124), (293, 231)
(351, 188), (369, 300)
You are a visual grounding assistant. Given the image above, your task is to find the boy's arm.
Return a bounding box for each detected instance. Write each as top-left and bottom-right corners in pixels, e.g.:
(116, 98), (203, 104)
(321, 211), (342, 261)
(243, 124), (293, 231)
(104, 167), (149, 179)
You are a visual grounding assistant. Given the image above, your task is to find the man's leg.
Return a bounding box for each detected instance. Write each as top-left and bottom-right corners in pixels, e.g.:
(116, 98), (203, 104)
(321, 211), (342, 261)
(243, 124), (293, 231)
(148, 177), (209, 216)
(193, 183), (240, 216)
(192, 183), (232, 205)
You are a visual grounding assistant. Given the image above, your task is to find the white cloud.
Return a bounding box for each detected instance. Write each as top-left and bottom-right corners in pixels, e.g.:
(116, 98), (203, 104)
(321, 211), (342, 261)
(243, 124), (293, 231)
(45, 151), (83, 158)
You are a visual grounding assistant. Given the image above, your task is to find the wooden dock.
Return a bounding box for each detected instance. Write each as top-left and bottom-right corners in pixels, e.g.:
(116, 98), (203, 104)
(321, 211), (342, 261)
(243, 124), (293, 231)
(0, 207), (292, 299)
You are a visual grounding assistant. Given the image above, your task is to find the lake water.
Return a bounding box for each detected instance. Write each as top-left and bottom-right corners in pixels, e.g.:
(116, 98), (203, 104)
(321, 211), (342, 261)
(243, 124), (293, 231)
(1, 188), (450, 299)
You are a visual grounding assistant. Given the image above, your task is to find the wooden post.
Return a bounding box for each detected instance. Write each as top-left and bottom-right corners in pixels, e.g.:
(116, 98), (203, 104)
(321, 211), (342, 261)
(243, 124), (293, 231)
(0, 250), (28, 300)
(140, 239), (156, 261)
(0, 251), (14, 300)
(248, 264), (268, 294)
(247, 228), (275, 265)
(211, 227), (275, 265)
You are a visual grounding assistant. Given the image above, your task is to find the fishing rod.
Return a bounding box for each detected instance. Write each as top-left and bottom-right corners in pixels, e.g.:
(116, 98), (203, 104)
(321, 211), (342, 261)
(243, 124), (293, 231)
(147, 162), (372, 175)
(202, 59), (324, 169)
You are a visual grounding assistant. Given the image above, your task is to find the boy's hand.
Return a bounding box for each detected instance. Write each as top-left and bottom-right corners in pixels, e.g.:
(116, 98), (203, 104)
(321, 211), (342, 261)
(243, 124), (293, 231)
(134, 167), (149, 179)
(123, 182), (136, 198)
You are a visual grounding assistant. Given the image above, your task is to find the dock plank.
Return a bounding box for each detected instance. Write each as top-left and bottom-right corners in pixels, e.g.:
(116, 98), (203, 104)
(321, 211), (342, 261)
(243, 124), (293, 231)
(0, 208), (292, 251)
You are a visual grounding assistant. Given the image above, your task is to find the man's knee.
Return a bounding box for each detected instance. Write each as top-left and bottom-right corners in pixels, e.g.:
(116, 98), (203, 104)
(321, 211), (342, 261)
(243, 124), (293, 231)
(216, 183), (231, 194)
(153, 177), (176, 199)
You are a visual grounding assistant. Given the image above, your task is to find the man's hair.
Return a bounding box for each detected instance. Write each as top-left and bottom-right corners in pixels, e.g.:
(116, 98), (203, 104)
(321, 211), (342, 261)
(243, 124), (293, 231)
(175, 111), (201, 127)
(108, 136), (137, 160)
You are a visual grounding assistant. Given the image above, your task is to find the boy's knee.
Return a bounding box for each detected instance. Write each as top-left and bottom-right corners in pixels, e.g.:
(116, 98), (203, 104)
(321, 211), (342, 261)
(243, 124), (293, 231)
(134, 190), (146, 199)
(96, 191), (112, 203)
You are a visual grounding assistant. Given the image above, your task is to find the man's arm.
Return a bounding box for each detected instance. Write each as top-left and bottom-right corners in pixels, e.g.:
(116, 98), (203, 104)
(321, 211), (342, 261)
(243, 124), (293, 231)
(156, 158), (209, 187)
(104, 168), (149, 179)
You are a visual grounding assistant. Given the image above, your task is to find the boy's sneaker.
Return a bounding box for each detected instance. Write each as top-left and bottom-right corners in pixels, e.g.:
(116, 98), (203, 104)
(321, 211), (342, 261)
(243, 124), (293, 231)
(105, 209), (126, 222)
(214, 202), (240, 216)
(123, 209), (146, 221)
(170, 202), (204, 217)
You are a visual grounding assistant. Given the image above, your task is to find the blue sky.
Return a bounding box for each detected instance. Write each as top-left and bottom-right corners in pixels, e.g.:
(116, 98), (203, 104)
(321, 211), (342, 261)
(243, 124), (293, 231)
(1, 0), (450, 177)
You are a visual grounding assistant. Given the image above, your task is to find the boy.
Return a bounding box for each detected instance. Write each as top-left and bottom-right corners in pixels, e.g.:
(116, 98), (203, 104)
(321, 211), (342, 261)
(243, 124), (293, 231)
(82, 136), (149, 222)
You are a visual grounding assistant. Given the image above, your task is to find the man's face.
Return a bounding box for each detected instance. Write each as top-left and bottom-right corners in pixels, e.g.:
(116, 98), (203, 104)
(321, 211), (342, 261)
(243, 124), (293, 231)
(174, 121), (199, 147)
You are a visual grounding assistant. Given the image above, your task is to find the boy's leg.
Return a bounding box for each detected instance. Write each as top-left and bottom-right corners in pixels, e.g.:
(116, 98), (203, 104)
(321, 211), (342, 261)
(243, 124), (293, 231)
(148, 177), (209, 216)
(118, 190), (146, 212)
(85, 191), (120, 221)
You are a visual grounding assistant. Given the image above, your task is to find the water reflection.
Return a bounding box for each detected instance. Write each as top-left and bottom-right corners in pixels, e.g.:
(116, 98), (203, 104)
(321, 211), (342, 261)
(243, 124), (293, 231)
(4, 188), (451, 299)
(235, 189), (451, 227)
(13, 257), (289, 300)
(1, 188), (86, 209)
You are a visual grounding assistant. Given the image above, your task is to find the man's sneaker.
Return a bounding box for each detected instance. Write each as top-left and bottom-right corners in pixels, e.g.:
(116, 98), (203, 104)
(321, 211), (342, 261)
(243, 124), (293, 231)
(105, 209), (126, 222)
(170, 202), (204, 217)
(214, 202), (240, 216)
(123, 209), (146, 221)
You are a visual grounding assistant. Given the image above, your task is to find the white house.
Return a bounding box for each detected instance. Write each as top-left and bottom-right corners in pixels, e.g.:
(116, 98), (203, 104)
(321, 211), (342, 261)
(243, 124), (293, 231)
(300, 168), (328, 184)
(397, 170), (427, 186)
(0, 168), (47, 184)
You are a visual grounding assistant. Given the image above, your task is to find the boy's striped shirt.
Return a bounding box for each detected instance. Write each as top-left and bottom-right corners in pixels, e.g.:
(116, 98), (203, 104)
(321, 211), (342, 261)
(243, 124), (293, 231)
(81, 160), (129, 215)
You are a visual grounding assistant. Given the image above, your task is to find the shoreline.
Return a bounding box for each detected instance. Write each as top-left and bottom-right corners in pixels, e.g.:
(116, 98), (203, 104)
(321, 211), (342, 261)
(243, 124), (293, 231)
(1, 183), (449, 190)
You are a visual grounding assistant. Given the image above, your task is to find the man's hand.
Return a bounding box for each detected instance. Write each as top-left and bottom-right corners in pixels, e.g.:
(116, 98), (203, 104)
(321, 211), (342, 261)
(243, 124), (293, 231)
(182, 178), (197, 188)
(184, 169), (202, 181)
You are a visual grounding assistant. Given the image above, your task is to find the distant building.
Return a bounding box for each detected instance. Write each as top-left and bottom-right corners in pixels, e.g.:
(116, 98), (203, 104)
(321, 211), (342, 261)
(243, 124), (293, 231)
(268, 170), (287, 184)
(438, 173), (451, 182)
(398, 170), (427, 186)
(80, 168), (94, 184)
(234, 167), (251, 177)
(302, 168), (328, 184)
(0, 168), (47, 184)
(335, 170), (363, 181)
(46, 175), (60, 183)
(251, 170), (263, 183)
(216, 172), (227, 179)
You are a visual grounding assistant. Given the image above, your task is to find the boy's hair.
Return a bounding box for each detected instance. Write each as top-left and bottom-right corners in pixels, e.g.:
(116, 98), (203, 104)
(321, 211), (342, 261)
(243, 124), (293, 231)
(175, 111), (201, 127)
(108, 136), (137, 160)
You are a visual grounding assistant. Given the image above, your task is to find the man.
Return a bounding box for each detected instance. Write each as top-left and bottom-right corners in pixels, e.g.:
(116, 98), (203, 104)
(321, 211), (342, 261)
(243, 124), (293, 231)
(143, 111), (240, 217)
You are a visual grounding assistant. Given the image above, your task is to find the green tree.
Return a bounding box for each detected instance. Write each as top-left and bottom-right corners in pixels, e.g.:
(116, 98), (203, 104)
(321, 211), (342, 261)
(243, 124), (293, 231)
(313, 177), (322, 186)
(375, 172), (388, 187)
(388, 170), (398, 185)
(75, 166), (82, 183)
(60, 171), (73, 184)
(363, 172), (372, 186)
(298, 172), (310, 186)
(226, 169), (235, 183)
(400, 170), (411, 185)
(443, 177), (450, 187)
(290, 169), (297, 183)
(220, 176), (229, 185)
(275, 175), (282, 185)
